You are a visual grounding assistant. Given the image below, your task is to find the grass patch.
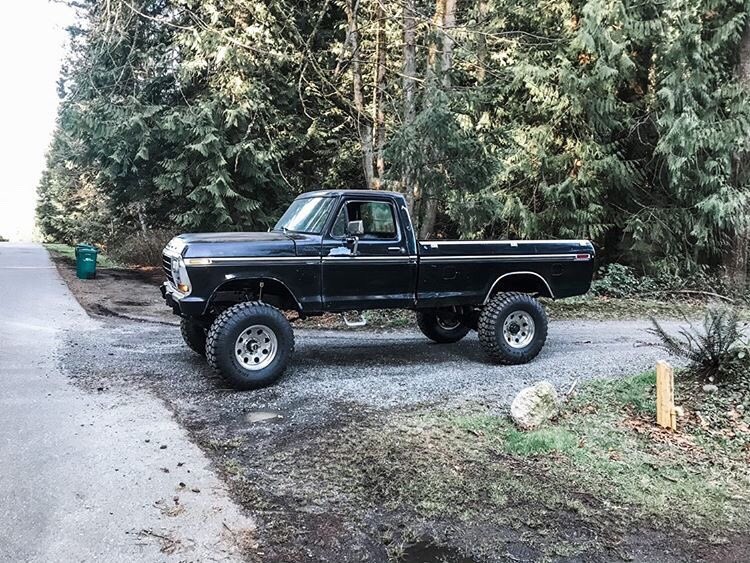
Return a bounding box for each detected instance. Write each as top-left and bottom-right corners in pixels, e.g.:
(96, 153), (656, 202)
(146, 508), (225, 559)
(45, 243), (120, 269)
(504, 427), (578, 456)
(574, 370), (657, 415)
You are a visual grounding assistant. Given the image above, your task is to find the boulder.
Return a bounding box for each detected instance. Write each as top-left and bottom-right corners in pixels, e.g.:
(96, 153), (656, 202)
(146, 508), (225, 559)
(510, 381), (560, 430)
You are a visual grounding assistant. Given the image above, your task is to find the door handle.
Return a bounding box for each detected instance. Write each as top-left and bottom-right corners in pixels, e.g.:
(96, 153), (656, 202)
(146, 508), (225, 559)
(387, 246), (405, 254)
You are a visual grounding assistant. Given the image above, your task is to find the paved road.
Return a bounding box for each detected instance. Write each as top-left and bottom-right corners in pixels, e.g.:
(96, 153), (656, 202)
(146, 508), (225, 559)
(0, 244), (253, 562)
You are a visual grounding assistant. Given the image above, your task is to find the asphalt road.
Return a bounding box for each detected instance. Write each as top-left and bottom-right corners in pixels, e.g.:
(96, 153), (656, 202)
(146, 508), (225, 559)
(0, 244), (253, 563)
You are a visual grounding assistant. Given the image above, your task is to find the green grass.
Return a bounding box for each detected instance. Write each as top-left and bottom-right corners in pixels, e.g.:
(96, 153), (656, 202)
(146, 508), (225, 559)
(44, 243), (120, 269)
(504, 426), (578, 455)
(573, 370), (657, 415)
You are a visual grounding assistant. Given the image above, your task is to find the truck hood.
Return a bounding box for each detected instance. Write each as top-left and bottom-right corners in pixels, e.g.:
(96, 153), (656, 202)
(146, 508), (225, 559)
(173, 232), (297, 259)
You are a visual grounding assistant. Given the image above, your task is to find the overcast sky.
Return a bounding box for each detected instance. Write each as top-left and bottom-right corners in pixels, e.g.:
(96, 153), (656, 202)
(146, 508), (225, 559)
(0, 0), (74, 241)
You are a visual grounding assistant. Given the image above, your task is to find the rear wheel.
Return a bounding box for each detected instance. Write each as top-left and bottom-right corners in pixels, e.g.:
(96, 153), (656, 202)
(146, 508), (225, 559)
(416, 309), (472, 344)
(478, 292), (548, 364)
(206, 301), (294, 390)
(180, 318), (207, 357)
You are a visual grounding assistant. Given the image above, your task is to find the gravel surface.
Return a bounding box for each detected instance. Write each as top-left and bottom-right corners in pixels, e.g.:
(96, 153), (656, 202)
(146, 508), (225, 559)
(63, 317), (681, 416)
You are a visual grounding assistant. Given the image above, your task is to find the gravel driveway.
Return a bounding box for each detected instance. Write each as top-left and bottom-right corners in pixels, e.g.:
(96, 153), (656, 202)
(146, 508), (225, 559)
(63, 316), (680, 423)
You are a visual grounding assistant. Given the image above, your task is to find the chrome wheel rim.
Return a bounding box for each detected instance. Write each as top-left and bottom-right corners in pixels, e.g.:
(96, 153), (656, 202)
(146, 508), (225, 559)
(235, 325), (278, 370)
(502, 310), (535, 349)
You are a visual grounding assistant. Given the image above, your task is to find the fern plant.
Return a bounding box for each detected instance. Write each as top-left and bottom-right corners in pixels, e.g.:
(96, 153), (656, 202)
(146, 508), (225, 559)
(648, 306), (749, 382)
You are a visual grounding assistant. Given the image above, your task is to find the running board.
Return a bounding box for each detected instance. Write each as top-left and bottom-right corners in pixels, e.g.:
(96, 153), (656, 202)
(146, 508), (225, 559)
(341, 312), (367, 328)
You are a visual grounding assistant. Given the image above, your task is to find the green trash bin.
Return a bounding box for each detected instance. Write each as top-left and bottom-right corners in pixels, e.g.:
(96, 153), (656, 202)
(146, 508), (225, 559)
(75, 244), (98, 279)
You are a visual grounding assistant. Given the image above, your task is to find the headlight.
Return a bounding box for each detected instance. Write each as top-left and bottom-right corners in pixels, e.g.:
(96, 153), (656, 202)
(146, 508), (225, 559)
(171, 256), (191, 295)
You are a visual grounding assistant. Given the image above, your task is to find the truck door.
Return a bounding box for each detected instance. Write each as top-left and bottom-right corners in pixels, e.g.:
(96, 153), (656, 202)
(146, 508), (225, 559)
(321, 197), (417, 310)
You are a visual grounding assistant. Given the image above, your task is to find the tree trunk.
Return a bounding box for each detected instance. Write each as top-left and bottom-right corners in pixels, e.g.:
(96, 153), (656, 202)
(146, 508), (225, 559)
(345, 0), (374, 189)
(136, 204), (148, 233)
(440, 0), (456, 88)
(475, 0), (488, 83)
(372, 0), (387, 188)
(725, 19), (750, 290)
(402, 0), (418, 212)
(419, 0), (456, 239)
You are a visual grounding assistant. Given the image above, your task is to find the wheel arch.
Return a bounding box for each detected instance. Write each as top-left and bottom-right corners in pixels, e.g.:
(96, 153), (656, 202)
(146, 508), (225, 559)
(208, 276), (303, 312)
(484, 272), (554, 304)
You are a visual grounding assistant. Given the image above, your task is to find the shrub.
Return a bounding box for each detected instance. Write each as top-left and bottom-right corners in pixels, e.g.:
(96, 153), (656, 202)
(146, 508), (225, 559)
(591, 264), (640, 298)
(592, 262), (730, 299)
(648, 306), (749, 382)
(106, 229), (175, 267)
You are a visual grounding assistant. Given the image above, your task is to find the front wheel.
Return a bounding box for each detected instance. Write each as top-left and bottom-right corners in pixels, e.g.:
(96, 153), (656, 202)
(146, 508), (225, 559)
(206, 302), (295, 390)
(181, 318), (207, 357)
(416, 309), (472, 343)
(478, 292), (548, 364)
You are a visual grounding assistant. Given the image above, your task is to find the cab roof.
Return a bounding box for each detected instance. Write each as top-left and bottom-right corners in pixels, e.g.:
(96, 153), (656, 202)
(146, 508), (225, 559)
(296, 189), (405, 200)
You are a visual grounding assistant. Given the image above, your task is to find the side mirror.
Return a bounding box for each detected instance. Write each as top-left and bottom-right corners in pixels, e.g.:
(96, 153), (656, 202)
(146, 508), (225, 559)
(345, 220), (363, 256)
(346, 220), (364, 236)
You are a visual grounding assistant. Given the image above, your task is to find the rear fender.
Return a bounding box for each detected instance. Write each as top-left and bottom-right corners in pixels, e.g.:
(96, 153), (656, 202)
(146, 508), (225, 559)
(484, 272), (554, 303)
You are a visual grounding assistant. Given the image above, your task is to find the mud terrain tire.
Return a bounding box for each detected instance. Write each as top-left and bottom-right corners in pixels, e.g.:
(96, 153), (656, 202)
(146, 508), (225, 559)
(206, 302), (294, 390)
(478, 292), (548, 364)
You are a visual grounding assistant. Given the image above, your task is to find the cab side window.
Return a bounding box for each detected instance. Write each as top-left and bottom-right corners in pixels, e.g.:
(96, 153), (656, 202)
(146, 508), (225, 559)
(331, 200), (397, 240)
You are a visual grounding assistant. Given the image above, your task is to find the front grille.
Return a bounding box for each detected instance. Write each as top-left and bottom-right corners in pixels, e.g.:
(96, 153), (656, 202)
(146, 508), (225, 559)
(162, 253), (175, 285)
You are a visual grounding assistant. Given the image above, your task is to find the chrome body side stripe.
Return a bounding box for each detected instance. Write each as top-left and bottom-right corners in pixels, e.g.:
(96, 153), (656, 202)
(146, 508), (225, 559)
(185, 256), (319, 266)
(419, 239), (590, 246)
(322, 255), (417, 262)
(186, 253), (589, 266)
(185, 255), (420, 266)
(420, 253), (586, 262)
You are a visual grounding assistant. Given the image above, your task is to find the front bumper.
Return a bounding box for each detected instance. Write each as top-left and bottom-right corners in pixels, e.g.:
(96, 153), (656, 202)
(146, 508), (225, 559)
(160, 282), (207, 317)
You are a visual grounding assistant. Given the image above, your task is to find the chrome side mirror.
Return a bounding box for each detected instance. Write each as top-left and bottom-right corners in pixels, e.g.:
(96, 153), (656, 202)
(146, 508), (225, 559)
(345, 220), (364, 256)
(346, 220), (364, 236)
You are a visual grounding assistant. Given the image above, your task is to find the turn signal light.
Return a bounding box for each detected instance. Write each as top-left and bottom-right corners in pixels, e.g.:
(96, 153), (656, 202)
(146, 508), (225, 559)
(178, 283), (190, 293)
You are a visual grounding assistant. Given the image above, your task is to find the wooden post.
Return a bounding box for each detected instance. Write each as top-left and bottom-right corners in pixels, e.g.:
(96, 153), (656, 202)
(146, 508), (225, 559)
(656, 360), (676, 431)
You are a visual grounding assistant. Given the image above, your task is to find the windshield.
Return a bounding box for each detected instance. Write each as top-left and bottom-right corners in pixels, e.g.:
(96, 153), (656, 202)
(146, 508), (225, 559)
(273, 197), (336, 234)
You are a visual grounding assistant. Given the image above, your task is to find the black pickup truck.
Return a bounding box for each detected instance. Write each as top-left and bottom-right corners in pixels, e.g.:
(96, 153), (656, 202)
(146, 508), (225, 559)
(161, 190), (595, 389)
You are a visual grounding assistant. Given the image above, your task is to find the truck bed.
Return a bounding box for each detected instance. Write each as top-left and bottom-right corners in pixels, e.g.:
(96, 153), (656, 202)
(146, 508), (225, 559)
(416, 239), (595, 306)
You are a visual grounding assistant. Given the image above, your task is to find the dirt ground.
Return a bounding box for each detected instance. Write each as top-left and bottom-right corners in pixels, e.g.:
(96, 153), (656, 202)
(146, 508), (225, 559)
(48, 252), (174, 323)
(49, 250), (750, 562)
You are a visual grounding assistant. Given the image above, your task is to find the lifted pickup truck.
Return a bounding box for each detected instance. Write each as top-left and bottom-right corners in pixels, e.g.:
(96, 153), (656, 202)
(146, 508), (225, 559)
(161, 190), (595, 389)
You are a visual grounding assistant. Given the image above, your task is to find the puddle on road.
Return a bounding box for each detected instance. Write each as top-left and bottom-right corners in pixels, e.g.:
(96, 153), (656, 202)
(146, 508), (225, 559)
(245, 410), (284, 423)
(399, 541), (476, 563)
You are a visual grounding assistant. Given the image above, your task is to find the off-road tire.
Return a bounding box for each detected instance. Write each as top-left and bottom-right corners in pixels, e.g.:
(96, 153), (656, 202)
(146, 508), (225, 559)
(416, 310), (472, 343)
(180, 318), (207, 357)
(478, 292), (548, 364)
(206, 301), (294, 390)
